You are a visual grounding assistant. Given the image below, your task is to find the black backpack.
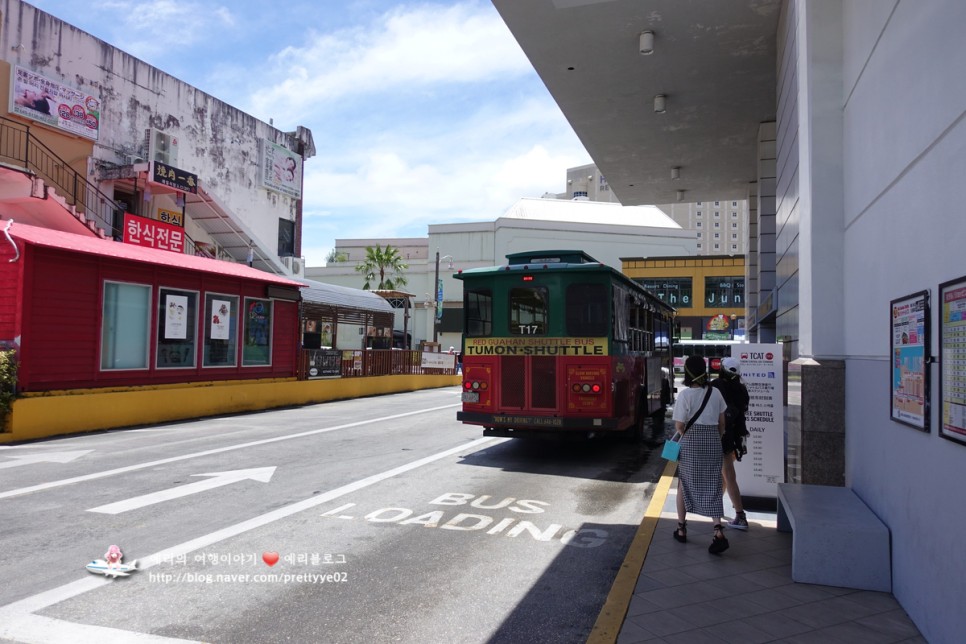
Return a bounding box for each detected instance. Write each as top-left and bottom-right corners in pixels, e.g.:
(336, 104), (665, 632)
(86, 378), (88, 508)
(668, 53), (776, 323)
(712, 376), (750, 458)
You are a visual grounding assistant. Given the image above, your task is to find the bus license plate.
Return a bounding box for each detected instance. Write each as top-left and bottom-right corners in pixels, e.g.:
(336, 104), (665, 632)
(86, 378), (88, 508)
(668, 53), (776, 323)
(461, 391), (479, 403)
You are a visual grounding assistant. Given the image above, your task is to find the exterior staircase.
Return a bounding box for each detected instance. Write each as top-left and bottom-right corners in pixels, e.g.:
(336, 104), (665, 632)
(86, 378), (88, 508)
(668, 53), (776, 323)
(0, 116), (119, 239)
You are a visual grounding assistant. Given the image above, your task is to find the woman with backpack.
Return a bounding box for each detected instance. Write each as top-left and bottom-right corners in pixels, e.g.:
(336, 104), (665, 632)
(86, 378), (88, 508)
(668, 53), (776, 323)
(671, 355), (730, 554)
(711, 356), (752, 530)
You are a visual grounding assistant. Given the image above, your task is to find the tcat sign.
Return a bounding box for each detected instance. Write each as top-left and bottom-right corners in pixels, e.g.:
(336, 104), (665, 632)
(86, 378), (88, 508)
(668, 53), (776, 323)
(741, 351), (774, 361)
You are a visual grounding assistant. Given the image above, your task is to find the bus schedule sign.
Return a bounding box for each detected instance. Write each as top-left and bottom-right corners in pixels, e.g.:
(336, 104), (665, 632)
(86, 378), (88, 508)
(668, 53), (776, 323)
(464, 337), (608, 357)
(732, 344), (784, 498)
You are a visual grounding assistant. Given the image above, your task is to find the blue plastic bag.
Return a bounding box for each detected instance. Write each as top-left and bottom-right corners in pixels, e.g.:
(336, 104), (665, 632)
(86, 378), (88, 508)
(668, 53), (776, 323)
(661, 433), (682, 461)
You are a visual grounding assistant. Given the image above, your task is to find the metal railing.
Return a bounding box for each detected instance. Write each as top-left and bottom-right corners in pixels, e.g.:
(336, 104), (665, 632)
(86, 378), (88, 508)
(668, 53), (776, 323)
(297, 349), (458, 380)
(0, 116), (123, 238)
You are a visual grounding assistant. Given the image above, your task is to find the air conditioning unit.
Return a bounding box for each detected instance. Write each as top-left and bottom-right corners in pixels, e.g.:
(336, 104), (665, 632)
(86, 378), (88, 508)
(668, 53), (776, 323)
(281, 256), (303, 276)
(145, 128), (179, 166)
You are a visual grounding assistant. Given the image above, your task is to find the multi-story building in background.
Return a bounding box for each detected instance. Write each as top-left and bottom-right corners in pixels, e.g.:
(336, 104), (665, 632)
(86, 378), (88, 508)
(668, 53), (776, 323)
(306, 197), (696, 350)
(0, 0), (317, 403)
(559, 163), (748, 255)
(0, 0), (313, 277)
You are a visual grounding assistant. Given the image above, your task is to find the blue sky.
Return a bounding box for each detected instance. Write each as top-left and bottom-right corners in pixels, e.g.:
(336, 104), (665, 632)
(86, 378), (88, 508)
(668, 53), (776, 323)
(32, 0), (591, 266)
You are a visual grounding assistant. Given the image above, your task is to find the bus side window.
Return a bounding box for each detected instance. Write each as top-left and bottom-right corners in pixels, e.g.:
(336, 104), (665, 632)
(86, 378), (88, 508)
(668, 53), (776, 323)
(465, 289), (493, 336)
(566, 283), (608, 337)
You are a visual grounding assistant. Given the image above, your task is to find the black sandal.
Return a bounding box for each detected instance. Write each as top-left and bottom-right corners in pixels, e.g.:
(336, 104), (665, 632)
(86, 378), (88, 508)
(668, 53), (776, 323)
(709, 524), (729, 554)
(673, 521), (687, 543)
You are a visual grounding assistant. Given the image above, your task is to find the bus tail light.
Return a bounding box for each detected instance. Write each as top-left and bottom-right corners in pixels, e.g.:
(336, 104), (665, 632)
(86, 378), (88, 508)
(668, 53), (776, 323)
(462, 373), (489, 405)
(571, 382), (603, 394)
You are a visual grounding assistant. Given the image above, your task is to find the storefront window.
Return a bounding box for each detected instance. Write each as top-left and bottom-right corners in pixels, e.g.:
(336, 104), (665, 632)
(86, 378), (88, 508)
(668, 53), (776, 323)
(635, 278), (693, 309)
(243, 297), (272, 366)
(101, 281), (151, 370)
(157, 288), (198, 368)
(203, 293), (238, 367)
(704, 277), (744, 307)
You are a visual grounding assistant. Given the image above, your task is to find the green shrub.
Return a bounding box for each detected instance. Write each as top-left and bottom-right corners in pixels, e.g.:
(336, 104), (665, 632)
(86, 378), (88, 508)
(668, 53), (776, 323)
(0, 349), (17, 422)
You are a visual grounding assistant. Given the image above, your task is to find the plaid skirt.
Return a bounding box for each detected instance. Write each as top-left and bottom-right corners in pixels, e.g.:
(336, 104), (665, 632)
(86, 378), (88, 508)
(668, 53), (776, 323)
(679, 422), (724, 518)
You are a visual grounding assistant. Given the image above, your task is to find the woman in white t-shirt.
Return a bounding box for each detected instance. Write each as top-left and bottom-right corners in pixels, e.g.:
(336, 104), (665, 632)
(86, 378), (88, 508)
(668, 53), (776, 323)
(670, 355), (730, 554)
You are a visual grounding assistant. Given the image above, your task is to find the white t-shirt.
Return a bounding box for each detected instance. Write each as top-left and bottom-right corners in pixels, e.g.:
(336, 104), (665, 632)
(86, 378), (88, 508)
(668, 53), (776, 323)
(672, 386), (727, 427)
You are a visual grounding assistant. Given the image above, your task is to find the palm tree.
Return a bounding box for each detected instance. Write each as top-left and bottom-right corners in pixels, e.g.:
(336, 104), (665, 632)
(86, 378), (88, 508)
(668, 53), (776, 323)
(355, 244), (409, 290)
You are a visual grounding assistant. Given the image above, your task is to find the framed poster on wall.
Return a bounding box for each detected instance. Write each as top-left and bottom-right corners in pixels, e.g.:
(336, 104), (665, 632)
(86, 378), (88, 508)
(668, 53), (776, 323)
(890, 291), (930, 431)
(939, 276), (966, 446)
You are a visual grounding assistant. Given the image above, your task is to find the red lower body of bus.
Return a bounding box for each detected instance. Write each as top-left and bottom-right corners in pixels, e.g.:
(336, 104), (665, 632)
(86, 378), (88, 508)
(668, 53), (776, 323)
(457, 354), (666, 437)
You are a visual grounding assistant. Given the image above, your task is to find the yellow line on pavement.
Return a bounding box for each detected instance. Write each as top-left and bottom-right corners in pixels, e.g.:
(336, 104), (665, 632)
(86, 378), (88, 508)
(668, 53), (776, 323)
(587, 460), (677, 644)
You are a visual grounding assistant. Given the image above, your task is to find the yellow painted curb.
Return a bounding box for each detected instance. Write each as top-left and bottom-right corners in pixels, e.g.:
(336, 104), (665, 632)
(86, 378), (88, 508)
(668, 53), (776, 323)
(587, 460), (677, 644)
(0, 375), (461, 443)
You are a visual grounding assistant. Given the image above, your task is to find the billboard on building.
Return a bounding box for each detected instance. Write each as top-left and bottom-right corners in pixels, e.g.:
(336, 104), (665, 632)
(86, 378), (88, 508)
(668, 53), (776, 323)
(10, 66), (100, 140)
(259, 139), (302, 199)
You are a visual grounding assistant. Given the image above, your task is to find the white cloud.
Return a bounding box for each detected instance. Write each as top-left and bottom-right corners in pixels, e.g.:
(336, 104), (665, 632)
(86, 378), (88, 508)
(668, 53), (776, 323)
(90, 1), (237, 60)
(246, 2), (533, 125)
(33, 0), (593, 267)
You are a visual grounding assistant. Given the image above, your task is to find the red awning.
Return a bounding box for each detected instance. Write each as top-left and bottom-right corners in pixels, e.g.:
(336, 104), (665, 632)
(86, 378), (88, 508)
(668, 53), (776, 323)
(5, 220), (303, 288)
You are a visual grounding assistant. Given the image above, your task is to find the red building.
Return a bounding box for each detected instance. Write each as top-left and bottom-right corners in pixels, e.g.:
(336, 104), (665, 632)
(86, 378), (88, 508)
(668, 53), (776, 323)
(0, 221), (302, 392)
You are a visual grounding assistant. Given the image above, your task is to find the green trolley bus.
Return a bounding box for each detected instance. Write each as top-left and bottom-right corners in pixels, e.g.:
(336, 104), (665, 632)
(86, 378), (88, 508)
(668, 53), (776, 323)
(455, 250), (675, 439)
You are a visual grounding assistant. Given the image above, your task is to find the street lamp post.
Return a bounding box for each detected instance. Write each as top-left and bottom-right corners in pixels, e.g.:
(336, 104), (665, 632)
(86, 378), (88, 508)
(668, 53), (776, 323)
(433, 251), (439, 343)
(433, 252), (454, 344)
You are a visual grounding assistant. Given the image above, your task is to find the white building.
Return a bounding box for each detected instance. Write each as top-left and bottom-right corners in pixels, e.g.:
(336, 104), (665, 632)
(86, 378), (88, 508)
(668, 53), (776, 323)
(492, 1), (966, 640)
(305, 197), (696, 349)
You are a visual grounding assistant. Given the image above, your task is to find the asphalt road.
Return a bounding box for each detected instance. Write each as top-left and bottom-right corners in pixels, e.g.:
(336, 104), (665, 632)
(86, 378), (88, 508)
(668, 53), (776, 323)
(0, 386), (667, 643)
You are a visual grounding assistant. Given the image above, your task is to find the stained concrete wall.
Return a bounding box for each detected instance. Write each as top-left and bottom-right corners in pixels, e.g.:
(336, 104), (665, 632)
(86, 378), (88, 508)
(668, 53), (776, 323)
(0, 0), (304, 263)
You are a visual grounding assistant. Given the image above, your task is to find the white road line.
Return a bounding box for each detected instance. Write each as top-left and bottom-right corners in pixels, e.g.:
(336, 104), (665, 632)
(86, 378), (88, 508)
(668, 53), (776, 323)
(0, 451), (93, 470)
(0, 611), (199, 644)
(0, 404), (460, 500)
(0, 436), (503, 643)
(87, 467), (277, 515)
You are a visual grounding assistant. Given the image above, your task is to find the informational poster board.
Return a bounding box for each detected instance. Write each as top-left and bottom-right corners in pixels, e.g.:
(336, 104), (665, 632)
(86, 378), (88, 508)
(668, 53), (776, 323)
(732, 343), (784, 498)
(890, 291), (930, 430)
(209, 299), (231, 340)
(939, 276), (966, 446)
(421, 352), (455, 370)
(164, 294), (188, 340)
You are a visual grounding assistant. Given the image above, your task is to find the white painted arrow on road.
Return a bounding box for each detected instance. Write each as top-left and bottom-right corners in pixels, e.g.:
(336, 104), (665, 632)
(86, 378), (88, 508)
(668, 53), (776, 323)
(87, 467), (276, 515)
(0, 450), (93, 470)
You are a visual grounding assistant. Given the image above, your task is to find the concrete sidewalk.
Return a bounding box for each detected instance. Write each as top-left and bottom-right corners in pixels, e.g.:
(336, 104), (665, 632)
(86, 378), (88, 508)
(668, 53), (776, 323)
(591, 463), (924, 643)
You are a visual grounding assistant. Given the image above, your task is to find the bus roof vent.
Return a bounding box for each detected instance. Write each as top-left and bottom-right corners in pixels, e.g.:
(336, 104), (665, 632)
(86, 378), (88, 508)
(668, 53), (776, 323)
(505, 250), (599, 266)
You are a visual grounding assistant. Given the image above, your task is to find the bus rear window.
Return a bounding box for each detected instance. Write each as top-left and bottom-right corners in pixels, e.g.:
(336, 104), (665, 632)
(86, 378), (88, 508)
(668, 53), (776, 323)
(465, 289), (492, 337)
(510, 287), (548, 335)
(566, 283), (608, 336)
